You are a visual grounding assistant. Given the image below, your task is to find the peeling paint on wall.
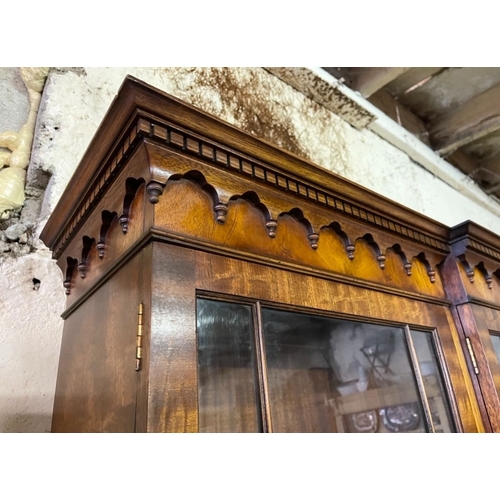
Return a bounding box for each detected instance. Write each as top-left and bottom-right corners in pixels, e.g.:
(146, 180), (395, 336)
(148, 67), (350, 169)
(0, 68), (49, 219)
(31, 67), (351, 218)
(265, 67), (376, 129)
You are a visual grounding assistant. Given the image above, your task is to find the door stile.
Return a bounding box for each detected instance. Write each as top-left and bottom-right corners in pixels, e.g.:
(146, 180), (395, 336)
(253, 301), (273, 433)
(430, 328), (463, 432)
(403, 326), (435, 433)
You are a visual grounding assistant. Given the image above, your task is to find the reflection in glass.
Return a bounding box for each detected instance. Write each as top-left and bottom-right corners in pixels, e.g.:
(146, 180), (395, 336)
(197, 299), (259, 433)
(196, 299), (455, 433)
(489, 333), (500, 399)
(409, 330), (455, 432)
(262, 308), (439, 433)
(490, 334), (500, 366)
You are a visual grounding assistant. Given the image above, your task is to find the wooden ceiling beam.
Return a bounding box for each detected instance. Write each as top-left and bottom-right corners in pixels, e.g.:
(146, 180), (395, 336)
(321, 68), (411, 98)
(477, 156), (500, 193)
(347, 68), (411, 98)
(368, 89), (430, 146)
(446, 150), (480, 176)
(429, 83), (500, 156)
(481, 155), (500, 176)
(384, 67), (445, 98)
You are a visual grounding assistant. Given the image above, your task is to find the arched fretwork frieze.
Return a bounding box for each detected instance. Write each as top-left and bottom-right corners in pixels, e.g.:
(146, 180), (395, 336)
(59, 163), (444, 296)
(120, 177), (145, 233)
(97, 210), (118, 259)
(63, 257), (78, 295)
(78, 236), (95, 279)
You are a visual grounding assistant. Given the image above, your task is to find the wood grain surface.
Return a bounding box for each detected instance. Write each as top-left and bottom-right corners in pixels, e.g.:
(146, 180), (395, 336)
(52, 249), (146, 432)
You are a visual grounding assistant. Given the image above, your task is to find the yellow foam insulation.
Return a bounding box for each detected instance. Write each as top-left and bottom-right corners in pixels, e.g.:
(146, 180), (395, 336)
(0, 67), (49, 219)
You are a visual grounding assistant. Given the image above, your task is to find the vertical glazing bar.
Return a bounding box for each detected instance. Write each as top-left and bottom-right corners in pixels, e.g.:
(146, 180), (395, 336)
(253, 301), (273, 433)
(431, 329), (463, 432)
(404, 325), (435, 433)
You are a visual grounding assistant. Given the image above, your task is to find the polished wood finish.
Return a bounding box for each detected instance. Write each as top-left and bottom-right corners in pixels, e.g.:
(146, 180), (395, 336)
(51, 249), (147, 432)
(441, 220), (500, 432)
(40, 76), (500, 432)
(148, 243), (482, 432)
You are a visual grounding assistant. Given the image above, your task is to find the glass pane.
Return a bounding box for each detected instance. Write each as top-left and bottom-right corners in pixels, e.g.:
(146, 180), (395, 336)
(262, 308), (432, 433)
(197, 298), (260, 432)
(408, 330), (455, 432)
(490, 334), (500, 366)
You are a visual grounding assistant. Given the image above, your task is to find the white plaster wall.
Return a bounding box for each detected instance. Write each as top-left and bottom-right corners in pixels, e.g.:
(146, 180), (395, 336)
(35, 67), (500, 233)
(2, 66), (500, 432)
(0, 251), (63, 432)
(342, 127), (500, 230)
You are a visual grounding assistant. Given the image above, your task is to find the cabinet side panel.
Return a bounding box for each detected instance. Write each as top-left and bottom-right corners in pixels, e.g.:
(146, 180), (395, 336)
(51, 250), (144, 432)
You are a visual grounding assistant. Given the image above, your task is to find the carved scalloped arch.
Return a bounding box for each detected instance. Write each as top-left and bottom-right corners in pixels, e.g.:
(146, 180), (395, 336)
(415, 252), (436, 283)
(63, 257), (78, 295)
(476, 261), (493, 289)
(165, 170), (229, 223)
(279, 208), (319, 249)
(457, 254), (475, 283)
(357, 233), (386, 269)
(321, 222), (355, 260)
(120, 177), (145, 234)
(78, 236), (95, 278)
(97, 210), (118, 259)
(230, 191), (277, 237)
(389, 243), (412, 276)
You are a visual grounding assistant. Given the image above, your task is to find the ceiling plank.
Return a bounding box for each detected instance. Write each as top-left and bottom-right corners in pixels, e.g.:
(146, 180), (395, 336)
(321, 68), (353, 86)
(368, 89), (431, 146)
(397, 68), (500, 121)
(348, 68), (411, 98)
(384, 67), (445, 98)
(429, 83), (500, 156)
(321, 68), (411, 97)
(480, 155), (500, 177)
(477, 155), (500, 193)
(446, 150), (480, 176)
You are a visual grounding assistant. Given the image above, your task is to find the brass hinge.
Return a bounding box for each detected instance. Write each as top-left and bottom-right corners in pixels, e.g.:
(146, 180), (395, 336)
(465, 337), (479, 375)
(135, 303), (144, 371)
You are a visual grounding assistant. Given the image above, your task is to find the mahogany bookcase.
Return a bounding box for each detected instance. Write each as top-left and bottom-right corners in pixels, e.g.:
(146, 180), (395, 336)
(40, 76), (500, 432)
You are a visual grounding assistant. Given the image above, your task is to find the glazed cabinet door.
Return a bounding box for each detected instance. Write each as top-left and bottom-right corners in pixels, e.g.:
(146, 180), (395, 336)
(197, 298), (456, 433)
(457, 304), (500, 432)
(147, 243), (483, 433)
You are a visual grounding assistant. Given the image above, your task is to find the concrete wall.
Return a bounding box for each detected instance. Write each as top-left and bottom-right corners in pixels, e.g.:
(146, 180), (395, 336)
(0, 68), (63, 432)
(2, 67), (500, 432)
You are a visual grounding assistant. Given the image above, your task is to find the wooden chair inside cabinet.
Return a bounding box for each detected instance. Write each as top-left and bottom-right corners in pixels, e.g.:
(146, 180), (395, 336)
(41, 76), (485, 433)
